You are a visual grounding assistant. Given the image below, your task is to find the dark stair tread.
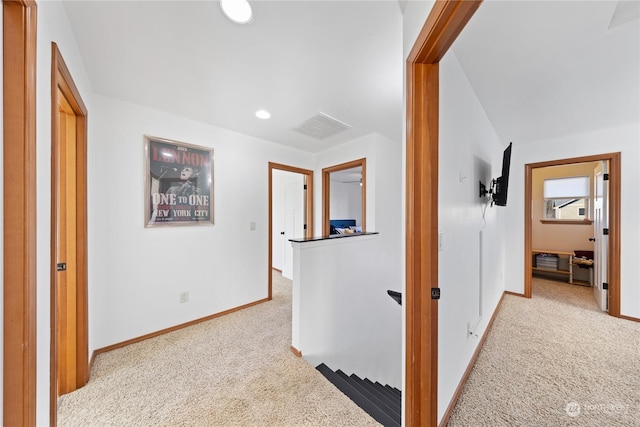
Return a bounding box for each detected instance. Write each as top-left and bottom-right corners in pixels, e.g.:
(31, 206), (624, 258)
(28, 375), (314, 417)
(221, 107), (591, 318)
(337, 371), (400, 420)
(354, 375), (401, 416)
(363, 377), (401, 410)
(366, 378), (401, 402)
(381, 383), (402, 398)
(316, 364), (400, 427)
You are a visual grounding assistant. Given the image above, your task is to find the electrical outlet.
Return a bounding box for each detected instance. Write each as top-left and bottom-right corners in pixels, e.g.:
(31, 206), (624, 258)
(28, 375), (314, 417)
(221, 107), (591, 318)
(179, 291), (189, 303)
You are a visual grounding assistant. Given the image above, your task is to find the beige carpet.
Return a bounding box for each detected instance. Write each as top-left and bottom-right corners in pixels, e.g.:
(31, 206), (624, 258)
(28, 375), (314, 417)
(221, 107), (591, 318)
(57, 272), (379, 426)
(446, 277), (640, 426)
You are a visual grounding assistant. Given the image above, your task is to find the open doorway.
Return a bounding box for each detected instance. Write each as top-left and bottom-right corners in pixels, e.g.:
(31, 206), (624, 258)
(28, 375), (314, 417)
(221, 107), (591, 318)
(267, 163), (313, 299)
(321, 158), (366, 236)
(524, 153), (621, 317)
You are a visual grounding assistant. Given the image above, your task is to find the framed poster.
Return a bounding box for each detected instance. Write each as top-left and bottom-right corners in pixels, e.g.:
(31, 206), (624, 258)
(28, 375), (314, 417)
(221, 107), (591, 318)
(144, 135), (214, 227)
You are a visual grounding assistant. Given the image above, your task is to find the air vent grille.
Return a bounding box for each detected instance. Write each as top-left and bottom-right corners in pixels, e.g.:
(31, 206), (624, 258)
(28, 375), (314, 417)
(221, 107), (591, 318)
(292, 112), (352, 140)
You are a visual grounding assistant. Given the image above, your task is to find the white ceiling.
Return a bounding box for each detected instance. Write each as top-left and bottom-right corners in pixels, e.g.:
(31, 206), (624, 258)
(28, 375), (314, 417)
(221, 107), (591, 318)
(452, 0), (639, 145)
(62, 0), (404, 153)
(62, 1), (639, 153)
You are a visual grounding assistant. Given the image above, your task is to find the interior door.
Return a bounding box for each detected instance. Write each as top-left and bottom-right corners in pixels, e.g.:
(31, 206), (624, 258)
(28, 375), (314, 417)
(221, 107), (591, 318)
(593, 161), (609, 311)
(56, 89), (79, 395)
(282, 176), (304, 280)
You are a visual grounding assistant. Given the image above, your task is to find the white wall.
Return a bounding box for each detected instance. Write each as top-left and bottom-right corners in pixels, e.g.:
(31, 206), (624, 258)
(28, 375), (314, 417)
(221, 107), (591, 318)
(505, 123), (640, 318)
(314, 132), (403, 291)
(314, 132), (401, 235)
(314, 134), (376, 233)
(89, 94), (314, 352)
(307, 131), (403, 384)
(292, 235), (402, 388)
(437, 51), (506, 422)
(34, 2), (96, 424)
(329, 181), (362, 225)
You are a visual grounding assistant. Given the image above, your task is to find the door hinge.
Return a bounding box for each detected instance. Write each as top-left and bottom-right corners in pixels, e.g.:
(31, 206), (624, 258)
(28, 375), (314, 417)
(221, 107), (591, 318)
(603, 173), (609, 181)
(303, 224), (307, 230)
(603, 228), (609, 235)
(431, 288), (441, 300)
(603, 282), (609, 290)
(303, 184), (307, 190)
(56, 262), (67, 271)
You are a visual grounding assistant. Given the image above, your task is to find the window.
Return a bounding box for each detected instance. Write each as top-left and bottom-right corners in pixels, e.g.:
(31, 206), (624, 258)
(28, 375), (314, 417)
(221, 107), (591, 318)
(543, 176), (590, 220)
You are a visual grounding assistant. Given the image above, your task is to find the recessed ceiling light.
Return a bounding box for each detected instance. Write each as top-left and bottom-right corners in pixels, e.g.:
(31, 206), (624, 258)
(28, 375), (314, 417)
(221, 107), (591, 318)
(255, 109), (271, 120)
(220, 0), (253, 25)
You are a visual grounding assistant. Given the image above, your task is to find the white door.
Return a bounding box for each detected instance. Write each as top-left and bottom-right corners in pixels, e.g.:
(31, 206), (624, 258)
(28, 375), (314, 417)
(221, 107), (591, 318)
(593, 161), (609, 311)
(282, 177), (305, 280)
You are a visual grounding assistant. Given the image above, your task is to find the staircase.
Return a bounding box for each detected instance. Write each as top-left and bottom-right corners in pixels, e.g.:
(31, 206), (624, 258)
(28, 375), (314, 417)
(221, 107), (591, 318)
(316, 363), (401, 427)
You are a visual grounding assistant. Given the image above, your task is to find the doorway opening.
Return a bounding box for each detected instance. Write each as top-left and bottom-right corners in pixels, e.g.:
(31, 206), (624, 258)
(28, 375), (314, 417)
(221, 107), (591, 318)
(267, 163), (313, 299)
(50, 42), (89, 422)
(321, 158), (366, 236)
(405, 1), (482, 424)
(524, 153), (621, 317)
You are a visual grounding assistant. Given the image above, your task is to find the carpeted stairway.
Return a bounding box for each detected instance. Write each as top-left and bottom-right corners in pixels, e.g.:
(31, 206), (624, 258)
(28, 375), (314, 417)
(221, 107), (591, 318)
(316, 363), (401, 427)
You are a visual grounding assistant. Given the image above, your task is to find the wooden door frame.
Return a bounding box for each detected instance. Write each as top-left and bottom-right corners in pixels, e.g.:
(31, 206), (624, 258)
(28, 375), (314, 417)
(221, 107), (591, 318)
(268, 162), (314, 300)
(3, 1), (38, 425)
(524, 152), (621, 316)
(321, 158), (366, 236)
(50, 42), (89, 423)
(405, 1), (482, 425)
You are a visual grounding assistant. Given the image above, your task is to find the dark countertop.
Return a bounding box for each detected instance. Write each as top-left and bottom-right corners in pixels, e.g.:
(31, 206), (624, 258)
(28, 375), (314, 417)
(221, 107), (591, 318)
(289, 231), (379, 243)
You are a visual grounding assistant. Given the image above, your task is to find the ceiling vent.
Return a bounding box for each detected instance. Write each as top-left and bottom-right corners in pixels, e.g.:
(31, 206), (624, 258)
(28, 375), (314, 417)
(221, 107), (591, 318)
(292, 112), (352, 140)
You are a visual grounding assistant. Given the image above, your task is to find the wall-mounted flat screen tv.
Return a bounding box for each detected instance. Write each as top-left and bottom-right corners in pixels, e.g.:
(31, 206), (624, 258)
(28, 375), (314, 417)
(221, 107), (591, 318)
(493, 142), (512, 206)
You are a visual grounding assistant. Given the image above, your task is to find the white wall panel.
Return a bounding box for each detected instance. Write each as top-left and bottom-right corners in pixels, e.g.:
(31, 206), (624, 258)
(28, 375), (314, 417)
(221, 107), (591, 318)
(89, 95), (314, 351)
(437, 51), (506, 422)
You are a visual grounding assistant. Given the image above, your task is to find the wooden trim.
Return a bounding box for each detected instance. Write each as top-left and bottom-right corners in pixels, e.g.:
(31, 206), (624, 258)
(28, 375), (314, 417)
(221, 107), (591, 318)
(92, 297), (270, 357)
(290, 346), (302, 357)
(271, 267), (282, 273)
(532, 249), (574, 256)
(405, 2), (481, 425)
(504, 290), (527, 298)
(524, 164), (533, 299)
(620, 315), (640, 323)
(524, 152), (621, 317)
(322, 172), (329, 236)
(405, 62), (439, 427)
(89, 351), (98, 374)
(267, 162), (314, 300)
(608, 153), (621, 317)
(321, 158), (366, 236)
(438, 291), (506, 427)
(50, 42), (89, 423)
(409, 0), (482, 64)
(3, 1), (38, 425)
(539, 219), (593, 225)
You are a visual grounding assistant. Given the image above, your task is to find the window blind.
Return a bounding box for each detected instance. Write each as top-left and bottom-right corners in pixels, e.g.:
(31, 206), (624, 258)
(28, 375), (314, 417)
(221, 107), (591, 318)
(543, 176), (590, 199)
